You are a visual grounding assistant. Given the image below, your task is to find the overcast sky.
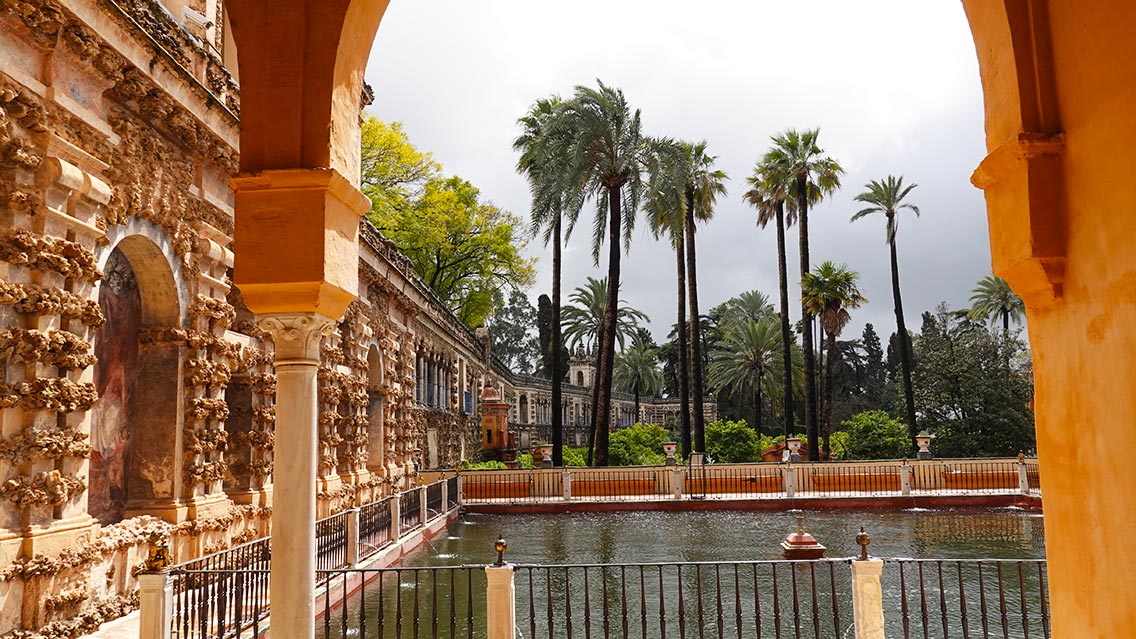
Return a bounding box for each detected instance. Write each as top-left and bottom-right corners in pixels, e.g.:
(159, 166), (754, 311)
(364, 0), (994, 345)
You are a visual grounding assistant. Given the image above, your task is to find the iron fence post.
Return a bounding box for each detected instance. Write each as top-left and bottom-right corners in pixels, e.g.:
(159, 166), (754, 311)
(139, 571), (173, 639)
(485, 563), (516, 639)
(345, 507), (360, 567)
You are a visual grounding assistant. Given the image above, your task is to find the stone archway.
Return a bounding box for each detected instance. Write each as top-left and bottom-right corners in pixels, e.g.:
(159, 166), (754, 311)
(219, 1), (1136, 636)
(90, 235), (182, 525)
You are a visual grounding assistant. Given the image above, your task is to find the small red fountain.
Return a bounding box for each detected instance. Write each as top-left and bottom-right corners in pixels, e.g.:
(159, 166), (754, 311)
(781, 515), (827, 559)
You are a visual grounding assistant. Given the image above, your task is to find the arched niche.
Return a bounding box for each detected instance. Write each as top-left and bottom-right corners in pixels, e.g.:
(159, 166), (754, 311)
(90, 234), (183, 524)
(365, 344), (385, 472)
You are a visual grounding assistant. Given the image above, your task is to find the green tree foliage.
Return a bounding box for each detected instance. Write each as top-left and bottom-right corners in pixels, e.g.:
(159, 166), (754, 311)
(487, 289), (539, 375)
(536, 294), (569, 381)
(363, 117), (535, 327)
(914, 305), (1036, 457)
(613, 343), (664, 419)
(861, 323), (886, 404)
(360, 116), (440, 218)
(562, 447), (589, 467)
(705, 419), (762, 463)
(561, 277), (648, 352)
(839, 410), (910, 460)
(802, 261), (867, 458)
(375, 176), (536, 326)
(707, 318), (785, 437)
(968, 275), (1025, 334)
(608, 423), (669, 466)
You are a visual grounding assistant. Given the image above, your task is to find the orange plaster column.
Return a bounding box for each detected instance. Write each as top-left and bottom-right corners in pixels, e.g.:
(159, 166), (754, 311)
(233, 168), (369, 639)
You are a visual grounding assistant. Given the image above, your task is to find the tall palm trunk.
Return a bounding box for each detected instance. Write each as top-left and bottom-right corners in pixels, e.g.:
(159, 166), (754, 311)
(633, 383), (641, 424)
(889, 215), (918, 447)
(797, 174), (819, 461)
(593, 185), (623, 467)
(675, 229), (692, 458)
(754, 371), (763, 436)
(822, 330), (837, 459)
(775, 201), (794, 440)
(586, 327), (602, 465)
(551, 216), (563, 466)
(684, 189), (706, 452)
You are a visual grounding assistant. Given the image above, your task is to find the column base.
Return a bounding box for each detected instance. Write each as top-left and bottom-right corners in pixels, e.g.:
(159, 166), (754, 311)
(19, 515), (99, 560)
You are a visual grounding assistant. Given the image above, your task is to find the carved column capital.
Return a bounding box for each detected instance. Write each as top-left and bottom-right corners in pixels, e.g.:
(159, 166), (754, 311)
(258, 313), (336, 363)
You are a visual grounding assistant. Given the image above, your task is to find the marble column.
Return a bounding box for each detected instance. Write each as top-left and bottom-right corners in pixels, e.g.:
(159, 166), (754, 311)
(259, 313), (335, 639)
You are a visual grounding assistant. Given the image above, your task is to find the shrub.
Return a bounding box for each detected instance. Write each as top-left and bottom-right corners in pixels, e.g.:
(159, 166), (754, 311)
(608, 422), (669, 466)
(827, 431), (851, 460)
(517, 453), (534, 469)
(705, 419), (762, 463)
(562, 447), (588, 467)
(460, 459), (507, 470)
(840, 410), (910, 460)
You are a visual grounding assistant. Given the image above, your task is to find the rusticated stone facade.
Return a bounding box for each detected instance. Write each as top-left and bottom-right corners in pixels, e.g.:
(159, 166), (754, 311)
(0, 1), (494, 636)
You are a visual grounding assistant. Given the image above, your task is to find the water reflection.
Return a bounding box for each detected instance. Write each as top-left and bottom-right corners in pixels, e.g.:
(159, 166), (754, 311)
(421, 507), (1043, 565)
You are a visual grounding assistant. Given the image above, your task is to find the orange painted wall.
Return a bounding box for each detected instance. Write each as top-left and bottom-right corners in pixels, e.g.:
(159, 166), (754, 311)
(966, 1), (1136, 636)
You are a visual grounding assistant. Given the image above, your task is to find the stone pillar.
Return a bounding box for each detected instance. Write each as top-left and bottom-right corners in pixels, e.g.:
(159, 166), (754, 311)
(485, 564), (516, 639)
(850, 560), (885, 639)
(389, 493), (401, 541)
(419, 485), (429, 527)
(345, 507), (360, 567)
(673, 467), (684, 499)
(901, 462), (912, 496)
(784, 465), (796, 498)
(1017, 458), (1030, 495)
(138, 572), (173, 639)
(562, 469), (572, 501)
(259, 313), (335, 639)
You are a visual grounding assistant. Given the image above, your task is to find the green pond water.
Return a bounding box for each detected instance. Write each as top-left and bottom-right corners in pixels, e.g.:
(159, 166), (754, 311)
(322, 507), (1046, 639)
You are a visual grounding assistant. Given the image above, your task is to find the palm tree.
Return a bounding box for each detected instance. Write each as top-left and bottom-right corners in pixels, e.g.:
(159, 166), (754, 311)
(852, 175), (920, 446)
(613, 343), (664, 421)
(708, 318), (784, 435)
(514, 96), (571, 466)
(644, 138), (693, 458)
(717, 290), (775, 331)
(679, 141), (728, 453)
(561, 277), (647, 352)
(538, 82), (649, 466)
(744, 164), (797, 440)
(802, 261), (867, 457)
(761, 129), (844, 460)
(968, 275), (1025, 335)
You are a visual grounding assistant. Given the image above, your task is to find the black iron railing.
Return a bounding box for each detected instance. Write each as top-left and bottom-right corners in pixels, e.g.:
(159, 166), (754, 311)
(427, 481), (444, 516)
(882, 558), (1050, 639)
(685, 463), (785, 498)
(316, 566), (486, 639)
(445, 475), (459, 510)
(514, 559), (854, 639)
(909, 459), (1022, 494)
(359, 496), (394, 561)
(171, 538), (271, 639)
(399, 488), (422, 534)
(1025, 461), (1041, 494)
(317, 510), (351, 574)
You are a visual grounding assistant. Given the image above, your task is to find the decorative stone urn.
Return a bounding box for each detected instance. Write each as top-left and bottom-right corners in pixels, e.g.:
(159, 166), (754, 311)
(916, 434), (933, 460)
(787, 437), (803, 463)
(538, 444), (553, 468)
(662, 442), (678, 466)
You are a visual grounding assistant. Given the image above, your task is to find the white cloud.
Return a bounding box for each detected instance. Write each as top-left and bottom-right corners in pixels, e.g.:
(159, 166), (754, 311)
(365, 0), (994, 344)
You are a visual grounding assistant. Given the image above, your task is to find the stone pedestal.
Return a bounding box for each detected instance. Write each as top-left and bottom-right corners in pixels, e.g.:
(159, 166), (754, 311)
(850, 560), (885, 639)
